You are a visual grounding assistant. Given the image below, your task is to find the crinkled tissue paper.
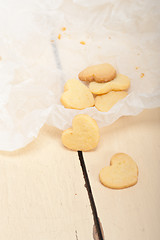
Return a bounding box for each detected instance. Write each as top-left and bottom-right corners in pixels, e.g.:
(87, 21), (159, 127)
(0, 0), (160, 151)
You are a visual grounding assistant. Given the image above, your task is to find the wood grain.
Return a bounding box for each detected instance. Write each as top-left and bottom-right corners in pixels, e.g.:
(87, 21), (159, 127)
(0, 108), (159, 240)
(84, 108), (160, 240)
(0, 126), (93, 240)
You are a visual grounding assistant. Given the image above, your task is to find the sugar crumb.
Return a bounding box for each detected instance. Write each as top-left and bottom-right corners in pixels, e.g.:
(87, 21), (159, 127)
(61, 27), (66, 31)
(80, 41), (86, 45)
(58, 34), (61, 40)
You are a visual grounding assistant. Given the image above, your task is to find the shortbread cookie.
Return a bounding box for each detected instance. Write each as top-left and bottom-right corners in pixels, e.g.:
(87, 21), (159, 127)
(89, 74), (130, 95)
(62, 114), (100, 151)
(78, 63), (116, 83)
(61, 79), (94, 110)
(99, 153), (138, 189)
(95, 91), (128, 112)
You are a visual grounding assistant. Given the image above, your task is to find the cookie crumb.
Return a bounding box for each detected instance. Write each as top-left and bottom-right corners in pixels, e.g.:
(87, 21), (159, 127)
(51, 39), (54, 43)
(80, 41), (86, 45)
(140, 73), (144, 78)
(0, 56), (2, 61)
(61, 27), (66, 31)
(108, 36), (111, 39)
(58, 34), (61, 40)
(136, 67), (139, 70)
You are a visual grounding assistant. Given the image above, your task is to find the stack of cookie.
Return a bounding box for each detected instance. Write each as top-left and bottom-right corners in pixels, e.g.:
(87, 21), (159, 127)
(61, 63), (130, 112)
(60, 63), (131, 152)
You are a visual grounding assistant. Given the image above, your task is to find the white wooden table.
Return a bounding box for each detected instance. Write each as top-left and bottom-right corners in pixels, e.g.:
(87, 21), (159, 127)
(0, 107), (159, 240)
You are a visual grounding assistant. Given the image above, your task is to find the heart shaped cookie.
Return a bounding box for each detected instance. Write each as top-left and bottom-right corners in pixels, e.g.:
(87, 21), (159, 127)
(95, 91), (128, 112)
(62, 114), (100, 151)
(99, 153), (138, 189)
(60, 79), (94, 110)
(89, 74), (130, 95)
(78, 63), (116, 83)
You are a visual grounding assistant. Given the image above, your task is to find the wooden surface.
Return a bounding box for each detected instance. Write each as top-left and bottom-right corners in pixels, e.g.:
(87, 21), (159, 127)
(0, 108), (160, 240)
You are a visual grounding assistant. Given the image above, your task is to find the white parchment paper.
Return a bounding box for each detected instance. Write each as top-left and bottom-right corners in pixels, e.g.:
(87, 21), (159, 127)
(0, 0), (160, 151)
